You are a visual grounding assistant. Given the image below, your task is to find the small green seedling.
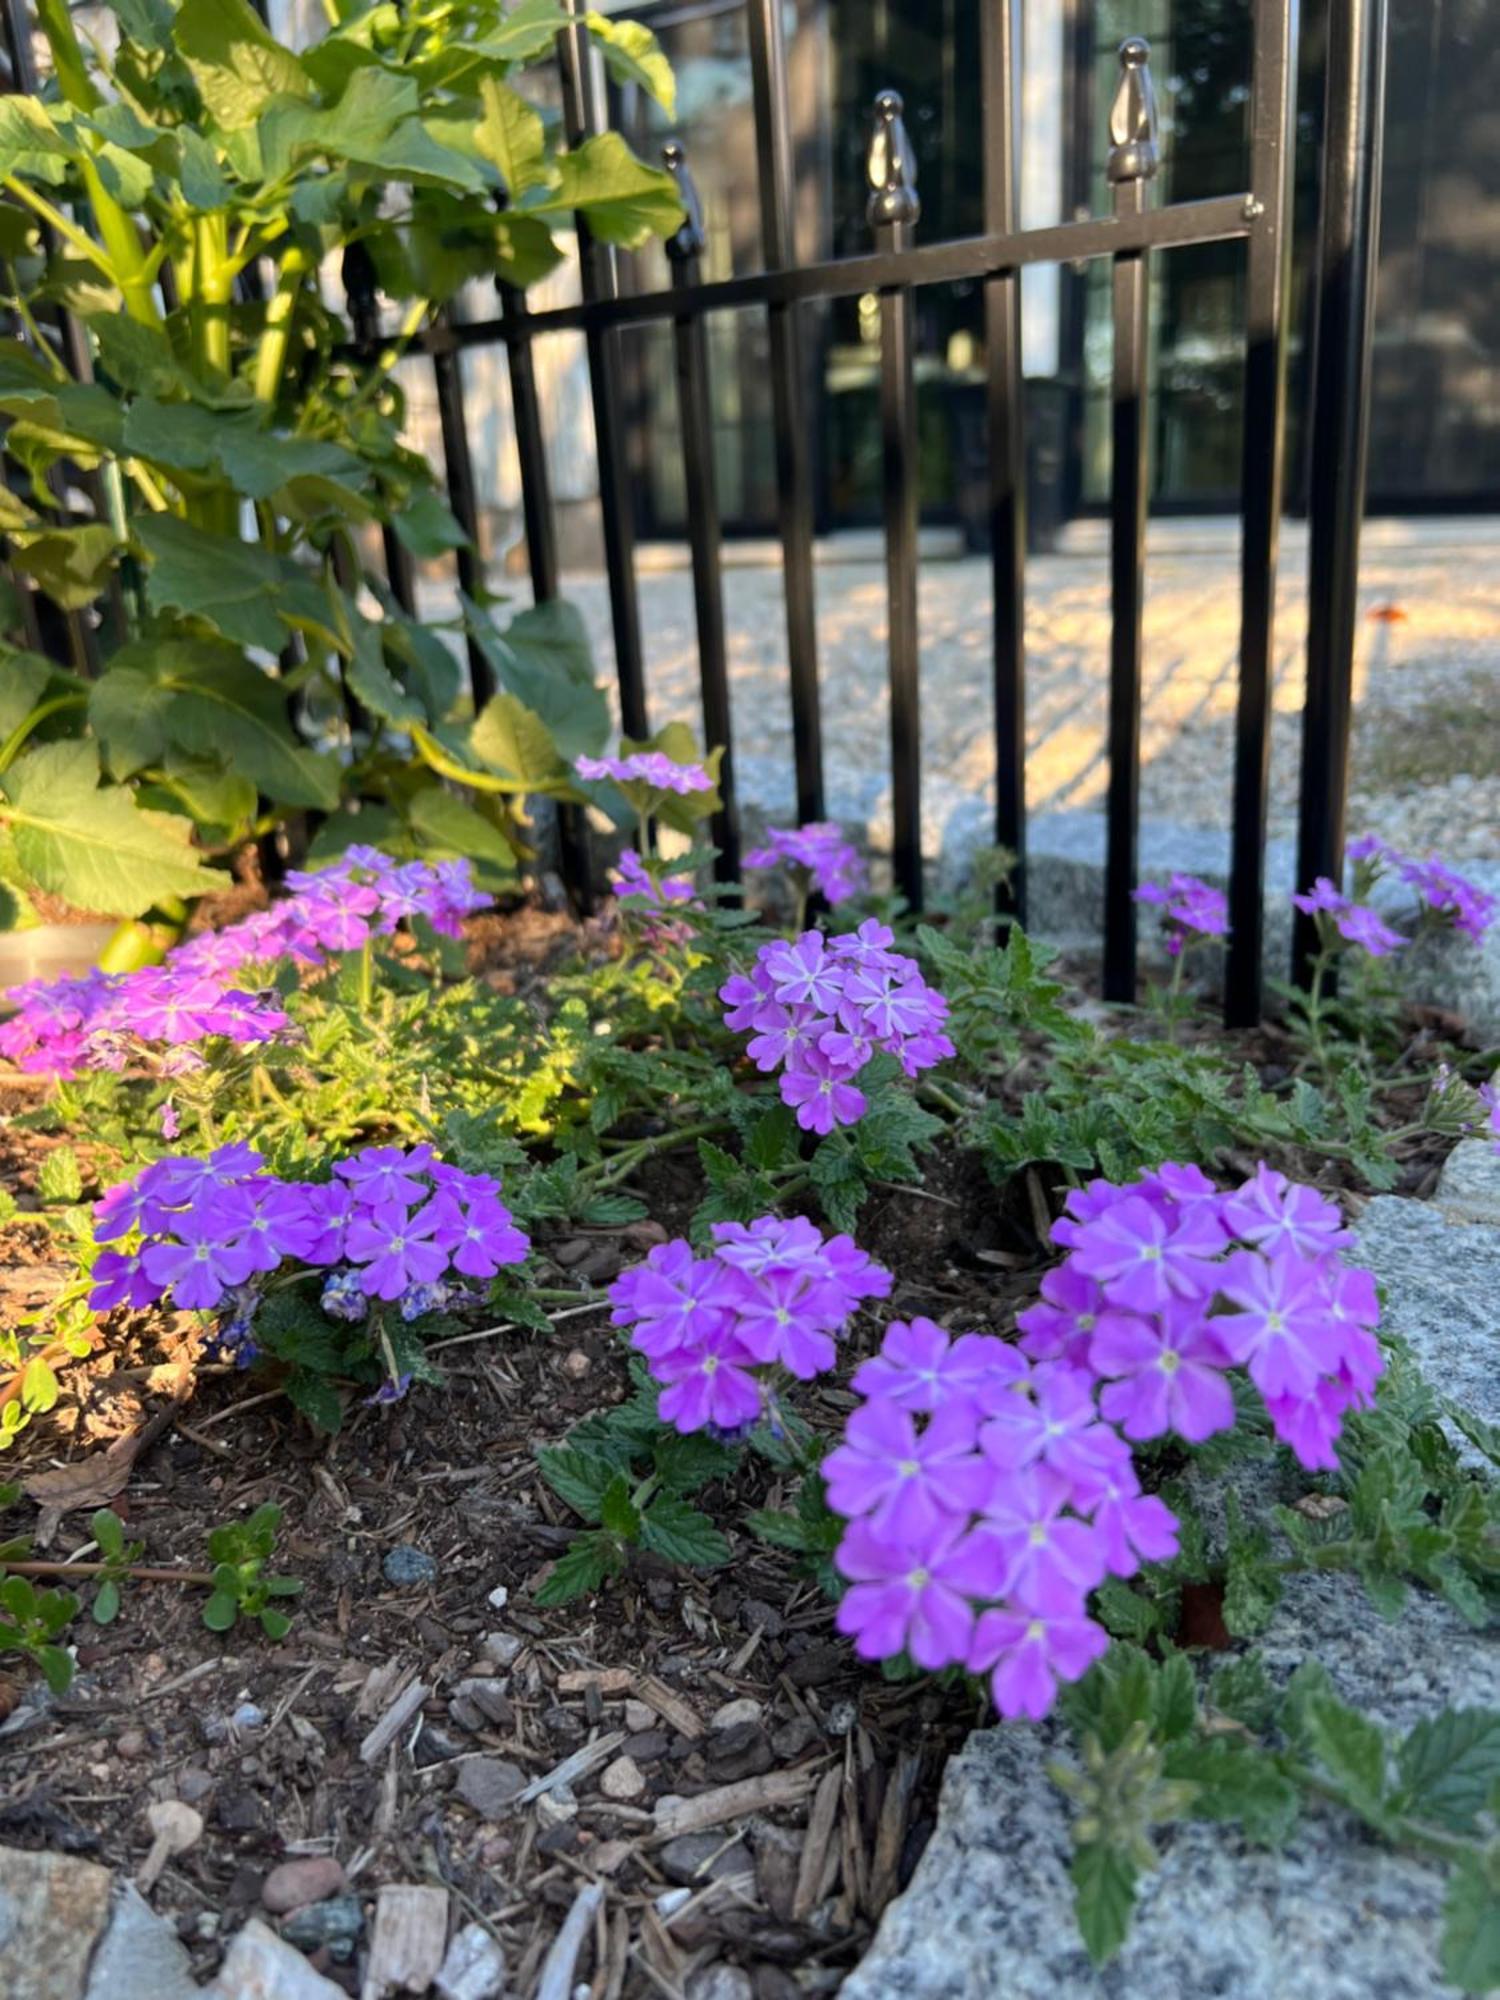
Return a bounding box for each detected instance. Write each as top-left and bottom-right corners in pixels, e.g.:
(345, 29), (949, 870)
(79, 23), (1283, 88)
(0, 1574), (78, 1694)
(202, 1503), (303, 1640)
(88, 1507), (143, 1626)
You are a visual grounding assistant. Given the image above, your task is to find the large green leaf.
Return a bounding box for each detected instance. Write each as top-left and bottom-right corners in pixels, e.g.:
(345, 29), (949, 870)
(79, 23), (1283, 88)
(0, 650), (58, 740)
(468, 597), (609, 763)
(585, 14), (676, 115)
(391, 490), (469, 559)
(472, 0), (572, 63)
(174, 0), (311, 130)
(92, 637), (340, 810)
(473, 77), (550, 197)
(470, 690), (567, 788)
(0, 98), (72, 185)
(135, 514), (285, 653)
(537, 133), (683, 249)
(408, 785), (517, 871)
(0, 741), (221, 915)
(9, 525), (120, 610)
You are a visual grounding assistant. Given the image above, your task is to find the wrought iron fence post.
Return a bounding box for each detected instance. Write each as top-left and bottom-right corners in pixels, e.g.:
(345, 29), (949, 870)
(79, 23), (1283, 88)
(664, 141), (739, 882)
(982, 0), (1028, 923)
(1293, 0), (1388, 985)
(1102, 37), (1158, 1005)
(867, 90), (924, 912)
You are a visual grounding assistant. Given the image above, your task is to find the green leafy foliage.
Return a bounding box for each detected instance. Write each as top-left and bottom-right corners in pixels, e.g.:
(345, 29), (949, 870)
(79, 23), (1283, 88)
(0, 1572), (78, 1693)
(0, 0), (680, 920)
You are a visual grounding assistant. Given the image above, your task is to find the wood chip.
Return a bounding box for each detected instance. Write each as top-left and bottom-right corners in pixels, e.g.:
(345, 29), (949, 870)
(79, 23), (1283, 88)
(635, 1674), (703, 1739)
(655, 1766), (820, 1840)
(362, 1884), (449, 2000)
(867, 1749), (921, 1915)
(535, 1881), (603, 2000)
(793, 1766), (842, 1920)
(557, 1667), (633, 1696)
(358, 1679), (429, 1765)
(515, 1729), (625, 1805)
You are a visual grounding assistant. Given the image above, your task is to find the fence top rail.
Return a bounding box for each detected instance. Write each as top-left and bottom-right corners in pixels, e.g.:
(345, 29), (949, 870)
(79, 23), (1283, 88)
(387, 192), (1255, 354)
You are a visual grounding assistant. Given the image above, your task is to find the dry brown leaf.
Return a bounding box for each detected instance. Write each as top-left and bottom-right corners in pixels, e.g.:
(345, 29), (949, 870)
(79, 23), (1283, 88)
(24, 1429), (144, 1543)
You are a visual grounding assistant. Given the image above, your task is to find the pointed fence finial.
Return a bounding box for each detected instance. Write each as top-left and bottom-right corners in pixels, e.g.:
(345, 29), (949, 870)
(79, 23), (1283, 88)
(662, 140), (708, 262)
(1107, 37), (1159, 184)
(865, 89), (920, 229)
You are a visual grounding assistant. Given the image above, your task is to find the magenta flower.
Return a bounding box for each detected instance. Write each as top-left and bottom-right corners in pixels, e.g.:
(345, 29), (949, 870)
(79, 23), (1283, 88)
(140, 1213), (256, 1312)
(334, 1145), (437, 1209)
(1213, 1247), (1340, 1401)
(1221, 1163), (1352, 1259)
(574, 751), (713, 795)
(89, 1248), (159, 1312)
(746, 823), (867, 905)
(973, 1464), (1107, 1598)
(822, 1399), (993, 1540)
(764, 933), (844, 1014)
(852, 1318), (1020, 1419)
(1134, 872), (1229, 955)
(653, 1324), (763, 1433)
(834, 1514), (994, 1670)
(1090, 1301), (1237, 1443)
(1067, 1194), (1225, 1314)
(428, 1192), (528, 1278)
(1263, 1377), (1358, 1470)
(608, 1241), (738, 1358)
(745, 1003), (817, 1075)
(967, 1576), (1110, 1721)
(732, 1269), (840, 1379)
(344, 1199), (448, 1301)
(781, 1049), (867, 1134)
(1079, 1456), (1181, 1575)
(979, 1364), (1123, 1489)
(1015, 1264), (1105, 1368)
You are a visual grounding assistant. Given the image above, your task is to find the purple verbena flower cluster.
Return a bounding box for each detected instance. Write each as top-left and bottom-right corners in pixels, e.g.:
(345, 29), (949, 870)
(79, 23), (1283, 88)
(1292, 878), (1408, 958)
(0, 849), (490, 1080)
(745, 823), (868, 905)
(575, 752), (714, 796)
(0, 968), (288, 1078)
(609, 1216), (892, 1436)
(827, 1319), (1176, 1719)
(89, 1143), (528, 1373)
(719, 924), (954, 1135)
(1018, 1160), (1382, 1470)
(610, 849), (701, 911)
(1133, 872), (1229, 957)
(1480, 1080), (1500, 1159)
(1348, 835), (1496, 943)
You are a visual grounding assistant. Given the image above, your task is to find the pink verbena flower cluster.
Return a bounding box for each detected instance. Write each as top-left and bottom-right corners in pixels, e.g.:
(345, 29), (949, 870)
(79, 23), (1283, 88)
(1348, 835), (1496, 943)
(719, 923), (954, 1135)
(1133, 872), (1229, 956)
(575, 752), (714, 796)
(0, 968), (289, 1078)
(827, 1319), (1176, 1719)
(0, 850), (490, 1079)
(1018, 1160), (1381, 1470)
(90, 1143), (527, 1370)
(608, 1216), (892, 1437)
(745, 823), (867, 905)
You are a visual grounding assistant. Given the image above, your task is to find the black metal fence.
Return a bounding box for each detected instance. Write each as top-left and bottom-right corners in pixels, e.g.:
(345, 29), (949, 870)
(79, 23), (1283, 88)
(3, 0), (1392, 1028)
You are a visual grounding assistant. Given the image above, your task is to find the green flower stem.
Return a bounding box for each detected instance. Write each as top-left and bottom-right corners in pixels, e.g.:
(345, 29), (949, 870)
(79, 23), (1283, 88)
(0, 693), (87, 777)
(916, 1079), (970, 1120)
(1286, 1763), (1479, 1867)
(581, 1118), (732, 1191)
(252, 242), (312, 410)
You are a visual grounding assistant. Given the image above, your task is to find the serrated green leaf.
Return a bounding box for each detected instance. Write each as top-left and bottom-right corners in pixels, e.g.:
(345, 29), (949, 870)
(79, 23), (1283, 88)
(473, 76), (550, 198)
(1070, 1841), (1137, 1966)
(534, 1533), (618, 1606)
(135, 515), (285, 653)
(599, 1472), (641, 1539)
(38, 1145), (83, 1203)
(283, 1372), (344, 1434)
(536, 1441), (629, 1522)
(638, 1494), (730, 1569)
(1305, 1692), (1390, 1824)
(746, 1507), (811, 1552)
(175, 0), (311, 129)
(469, 690), (567, 788)
(1165, 1735), (1301, 1846)
(1209, 1653), (1277, 1733)
(407, 786), (517, 872)
(1396, 1709), (1500, 1834)
(653, 1431), (734, 1497)
(0, 740), (222, 916)
(1442, 1853), (1500, 1993)
(537, 133), (683, 249)
(585, 13), (676, 113)
(9, 524), (120, 610)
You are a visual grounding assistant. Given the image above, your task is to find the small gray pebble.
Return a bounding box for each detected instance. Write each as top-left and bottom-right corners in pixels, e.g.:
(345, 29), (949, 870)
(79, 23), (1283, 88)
(281, 1892), (364, 1961)
(383, 1544), (438, 1587)
(231, 1702), (266, 1731)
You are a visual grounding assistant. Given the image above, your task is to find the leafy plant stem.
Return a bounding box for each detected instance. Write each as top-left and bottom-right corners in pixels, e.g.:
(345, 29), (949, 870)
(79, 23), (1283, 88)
(0, 694), (88, 777)
(252, 242), (311, 409)
(582, 1118), (732, 1191)
(1285, 1761), (1478, 1867)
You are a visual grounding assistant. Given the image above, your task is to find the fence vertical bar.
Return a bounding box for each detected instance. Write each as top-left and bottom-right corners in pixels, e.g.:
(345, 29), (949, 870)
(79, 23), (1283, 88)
(557, 0), (649, 742)
(496, 278), (594, 910)
(1225, 0), (1299, 1025)
(663, 143), (739, 882)
(341, 244), (417, 617)
(982, 0), (1028, 920)
(1101, 39), (1158, 1005)
(1293, 0), (1388, 984)
(866, 93), (924, 912)
(430, 320), (495, 705)
(746, 0), (824, 825)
